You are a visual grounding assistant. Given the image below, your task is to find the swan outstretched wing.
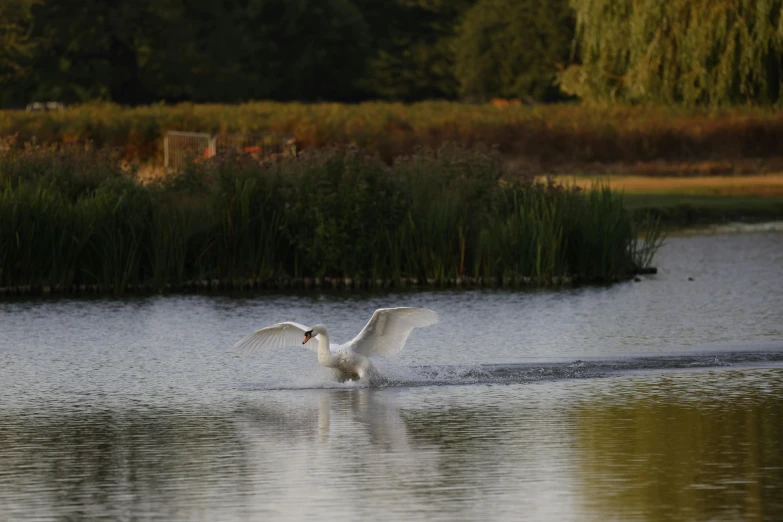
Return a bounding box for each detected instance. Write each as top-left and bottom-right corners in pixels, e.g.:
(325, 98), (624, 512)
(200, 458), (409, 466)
(349, 307), (439, 357)
(232, 321), (318, 354)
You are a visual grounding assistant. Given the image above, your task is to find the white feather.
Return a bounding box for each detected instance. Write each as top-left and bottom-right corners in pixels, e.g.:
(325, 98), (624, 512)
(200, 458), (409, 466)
(232, 321), (319, 355)
(349, 307), (439, 357)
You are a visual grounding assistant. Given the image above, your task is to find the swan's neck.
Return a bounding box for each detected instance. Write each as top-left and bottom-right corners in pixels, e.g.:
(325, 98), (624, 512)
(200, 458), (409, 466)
(316, 330), (334, 366)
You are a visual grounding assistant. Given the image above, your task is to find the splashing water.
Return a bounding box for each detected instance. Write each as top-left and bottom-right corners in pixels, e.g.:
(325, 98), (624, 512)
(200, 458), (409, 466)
(238, 347), (783, 390)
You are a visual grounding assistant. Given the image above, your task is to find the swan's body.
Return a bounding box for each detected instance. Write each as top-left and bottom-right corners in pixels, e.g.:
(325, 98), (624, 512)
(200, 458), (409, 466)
(232, 307), (439, 382)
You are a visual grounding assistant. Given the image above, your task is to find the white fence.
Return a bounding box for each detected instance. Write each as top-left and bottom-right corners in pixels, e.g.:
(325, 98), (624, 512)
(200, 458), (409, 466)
(26, 101), (65, 112)
(164, 131), (296, 170)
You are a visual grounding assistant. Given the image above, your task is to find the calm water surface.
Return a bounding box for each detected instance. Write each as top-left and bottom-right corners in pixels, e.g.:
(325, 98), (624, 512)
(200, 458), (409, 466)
(1, 229), (782, 521)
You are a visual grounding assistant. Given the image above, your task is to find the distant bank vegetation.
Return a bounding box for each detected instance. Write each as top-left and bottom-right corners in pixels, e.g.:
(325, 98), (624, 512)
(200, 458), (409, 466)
(3, 1), (783, 173)
(2, 102), (783, 166)
(0, 144), (661, 295)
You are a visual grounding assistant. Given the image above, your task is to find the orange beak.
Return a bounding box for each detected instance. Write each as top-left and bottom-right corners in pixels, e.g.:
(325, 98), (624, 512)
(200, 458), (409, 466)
(303, 332), (312, 344)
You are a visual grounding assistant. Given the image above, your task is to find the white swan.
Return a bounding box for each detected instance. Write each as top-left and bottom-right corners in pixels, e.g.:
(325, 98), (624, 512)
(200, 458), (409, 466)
(232, 307), (439, 382)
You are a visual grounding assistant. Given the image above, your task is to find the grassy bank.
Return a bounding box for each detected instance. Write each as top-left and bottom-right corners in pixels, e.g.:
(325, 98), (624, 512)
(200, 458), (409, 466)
(624, 194), (783, 226)
(3, 102), (783, 166)
(549, 174), (783, 226)
(0, 144), (661, 295)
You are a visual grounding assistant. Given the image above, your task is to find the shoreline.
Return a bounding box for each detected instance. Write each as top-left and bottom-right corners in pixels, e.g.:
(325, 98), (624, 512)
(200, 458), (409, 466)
(0, 269), (661, 298)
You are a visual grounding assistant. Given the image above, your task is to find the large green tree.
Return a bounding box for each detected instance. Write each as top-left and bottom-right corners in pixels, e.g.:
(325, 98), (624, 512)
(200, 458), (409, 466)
(2, 0), (585, 105)
(567, 0), (783, 106)
(141, 0), (372, 102)
(10, 0), (371, 104)
(27, 0), (165, 104)
(359, 0), (474, 100)
(0, 0), (40, 105)
(259, 0), (371, 101)
(453, 0), (574, 101)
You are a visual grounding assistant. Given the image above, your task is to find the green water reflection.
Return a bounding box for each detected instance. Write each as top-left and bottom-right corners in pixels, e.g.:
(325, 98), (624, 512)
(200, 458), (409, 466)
(573, 370), (783, 521)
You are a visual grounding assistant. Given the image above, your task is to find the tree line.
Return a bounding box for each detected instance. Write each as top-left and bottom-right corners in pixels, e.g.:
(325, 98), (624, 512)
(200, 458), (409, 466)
(1, 0), (782, 108)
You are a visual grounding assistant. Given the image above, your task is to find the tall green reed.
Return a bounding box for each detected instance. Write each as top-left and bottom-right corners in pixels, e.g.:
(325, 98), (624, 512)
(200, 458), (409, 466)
(208, 163), (285, 281)
(79, 178), (153, 295)
(488, 185), (568, 281)
(0, 144), (660, 293)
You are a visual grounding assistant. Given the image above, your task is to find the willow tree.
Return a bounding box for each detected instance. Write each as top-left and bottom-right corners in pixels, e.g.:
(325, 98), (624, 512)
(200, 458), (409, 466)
(565, 0), (783, 106)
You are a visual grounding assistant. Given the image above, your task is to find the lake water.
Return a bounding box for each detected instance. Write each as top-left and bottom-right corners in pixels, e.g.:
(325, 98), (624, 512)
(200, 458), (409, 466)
(1, 226), (782, 521)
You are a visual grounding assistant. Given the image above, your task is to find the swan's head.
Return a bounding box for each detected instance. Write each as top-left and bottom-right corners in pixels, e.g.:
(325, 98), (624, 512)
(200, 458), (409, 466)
(303, 324), (326, 344)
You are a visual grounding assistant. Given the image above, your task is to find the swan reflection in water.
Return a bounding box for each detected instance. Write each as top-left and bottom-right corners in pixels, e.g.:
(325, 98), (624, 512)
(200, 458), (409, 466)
(236, 388), (414, 452)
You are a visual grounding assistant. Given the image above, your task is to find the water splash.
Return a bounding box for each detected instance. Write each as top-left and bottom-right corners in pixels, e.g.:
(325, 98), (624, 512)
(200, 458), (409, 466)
(239, 350), (783, 390)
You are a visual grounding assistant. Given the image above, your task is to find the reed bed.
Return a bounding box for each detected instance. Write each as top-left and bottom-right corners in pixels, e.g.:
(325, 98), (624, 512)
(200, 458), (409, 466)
(0, 144), (661, 296)
(2, 101), (783, 165)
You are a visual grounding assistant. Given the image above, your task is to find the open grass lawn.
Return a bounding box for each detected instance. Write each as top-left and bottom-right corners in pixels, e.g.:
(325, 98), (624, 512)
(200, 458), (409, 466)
(624, 193), (783, 225)
(547, 173), (783, 225)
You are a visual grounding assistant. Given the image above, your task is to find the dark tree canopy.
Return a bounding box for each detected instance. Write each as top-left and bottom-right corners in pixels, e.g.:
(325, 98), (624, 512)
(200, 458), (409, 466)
(11, 0), (372, 105)
(4, 0), (781, 107)
(0, 0), (39, 87)
(357, 0), (472, 100)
